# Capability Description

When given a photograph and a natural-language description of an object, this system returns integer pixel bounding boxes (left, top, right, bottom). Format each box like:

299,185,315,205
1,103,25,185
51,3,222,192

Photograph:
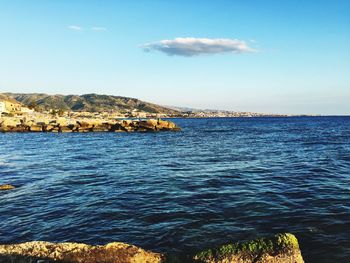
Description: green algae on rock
193,233,304,263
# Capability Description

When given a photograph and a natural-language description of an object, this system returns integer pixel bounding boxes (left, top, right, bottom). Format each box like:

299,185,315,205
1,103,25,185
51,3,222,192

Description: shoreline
0,233,304,263
166,115,350,119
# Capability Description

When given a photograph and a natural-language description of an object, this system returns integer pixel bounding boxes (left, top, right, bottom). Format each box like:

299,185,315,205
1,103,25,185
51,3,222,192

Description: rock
77,127,91,132
12,126,28,132
36,121,47,126
92,123,112,132
122,120,132,127
0,184,15,191
77,121,93,128
122,126,135,132
0,241,164,263
23,120,35,127
51,127,60,133
59,126,73,133
139,119,158,131
156,120,178,131
192,233,304,263
110,123,123,132
56,118,68,126
0,118,21,127
43,125,55,132
29,125,43,132
67,124,77,130
0,126,10,132
157,119,171,127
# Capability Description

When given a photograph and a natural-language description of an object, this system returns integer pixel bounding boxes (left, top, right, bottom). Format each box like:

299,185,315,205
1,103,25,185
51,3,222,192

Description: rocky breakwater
0,117,181,133
0,233,304,263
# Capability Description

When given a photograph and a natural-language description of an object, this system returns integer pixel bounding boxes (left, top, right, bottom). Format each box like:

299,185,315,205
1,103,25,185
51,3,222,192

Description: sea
0,117,349,262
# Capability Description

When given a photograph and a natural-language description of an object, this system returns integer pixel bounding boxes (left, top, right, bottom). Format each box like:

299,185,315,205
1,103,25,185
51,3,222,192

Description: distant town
177,109,288,118
0,93,290,119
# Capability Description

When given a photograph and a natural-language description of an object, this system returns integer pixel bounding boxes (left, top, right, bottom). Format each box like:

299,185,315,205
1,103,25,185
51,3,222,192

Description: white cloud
68,25,82,31
91,27,107,31
142,37,257,57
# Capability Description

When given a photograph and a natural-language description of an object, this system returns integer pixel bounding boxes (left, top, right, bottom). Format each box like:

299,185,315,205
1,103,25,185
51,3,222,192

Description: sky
0,0,349,115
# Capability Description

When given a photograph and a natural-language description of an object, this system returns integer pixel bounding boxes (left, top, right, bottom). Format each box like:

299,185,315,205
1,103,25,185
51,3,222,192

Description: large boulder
110,123,123,132
43,124,55,132
192,233,304,263
29,125,43,132
91,124,110,132
0,241,164,263
155,120,180,131
23,120,35,127
0,118,21,127
139,119,158,131
59,126,73,133
56,118,68,126
77,121,94,128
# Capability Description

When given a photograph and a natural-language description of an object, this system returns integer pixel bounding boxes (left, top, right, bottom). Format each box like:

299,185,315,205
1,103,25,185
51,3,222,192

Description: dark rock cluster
0,119,181,133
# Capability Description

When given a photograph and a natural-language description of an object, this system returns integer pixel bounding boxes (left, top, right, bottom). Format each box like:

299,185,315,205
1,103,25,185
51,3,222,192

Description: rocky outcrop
192,233,304,263
0,233,304,263
0,118,181,133
0,241,164,263
0,184,15,191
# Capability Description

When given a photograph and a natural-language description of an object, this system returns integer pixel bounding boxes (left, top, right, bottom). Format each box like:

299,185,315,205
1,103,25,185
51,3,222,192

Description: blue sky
0,0,349,114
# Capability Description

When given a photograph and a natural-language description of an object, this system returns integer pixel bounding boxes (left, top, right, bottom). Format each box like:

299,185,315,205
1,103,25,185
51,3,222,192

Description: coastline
0,233,304,263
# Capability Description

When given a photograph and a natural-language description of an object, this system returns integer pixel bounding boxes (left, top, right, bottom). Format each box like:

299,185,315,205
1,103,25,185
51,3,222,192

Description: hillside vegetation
3,93,178,114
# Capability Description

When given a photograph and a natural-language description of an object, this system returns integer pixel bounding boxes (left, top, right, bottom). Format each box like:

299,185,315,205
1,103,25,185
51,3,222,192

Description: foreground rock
0,184,15,191
0,233,304,263
0,118,181,133
192,233,304,263
0,241,164,263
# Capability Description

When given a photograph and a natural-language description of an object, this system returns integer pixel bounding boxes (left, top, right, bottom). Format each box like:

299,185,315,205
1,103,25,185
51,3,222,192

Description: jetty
0,117,181,133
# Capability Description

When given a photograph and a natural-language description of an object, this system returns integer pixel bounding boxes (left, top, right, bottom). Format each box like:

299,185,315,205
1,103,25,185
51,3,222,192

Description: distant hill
0,94,21,104
2,93,179,114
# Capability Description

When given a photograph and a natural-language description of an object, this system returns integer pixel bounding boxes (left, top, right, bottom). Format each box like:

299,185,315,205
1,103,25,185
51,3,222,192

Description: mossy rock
193,233,302,263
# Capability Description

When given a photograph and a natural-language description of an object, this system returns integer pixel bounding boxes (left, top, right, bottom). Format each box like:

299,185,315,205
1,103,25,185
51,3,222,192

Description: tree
58,109,65,117
28,101,37,110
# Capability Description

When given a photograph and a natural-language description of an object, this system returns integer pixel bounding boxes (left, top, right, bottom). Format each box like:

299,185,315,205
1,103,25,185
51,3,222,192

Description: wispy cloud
68,25,82,31
91,27,107,31
142,37,257,57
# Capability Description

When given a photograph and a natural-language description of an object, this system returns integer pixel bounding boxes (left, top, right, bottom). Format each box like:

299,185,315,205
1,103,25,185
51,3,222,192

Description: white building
21,107,34,114
0,101,6,114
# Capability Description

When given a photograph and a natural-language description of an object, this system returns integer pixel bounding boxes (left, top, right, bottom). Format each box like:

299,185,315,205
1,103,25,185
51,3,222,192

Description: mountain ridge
2,92,179,114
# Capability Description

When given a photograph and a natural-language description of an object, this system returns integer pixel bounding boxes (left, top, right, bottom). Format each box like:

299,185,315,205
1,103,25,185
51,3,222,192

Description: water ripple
0,117,350,262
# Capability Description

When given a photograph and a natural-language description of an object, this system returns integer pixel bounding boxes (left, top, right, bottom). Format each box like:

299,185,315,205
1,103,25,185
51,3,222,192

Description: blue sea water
0,117,349,262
